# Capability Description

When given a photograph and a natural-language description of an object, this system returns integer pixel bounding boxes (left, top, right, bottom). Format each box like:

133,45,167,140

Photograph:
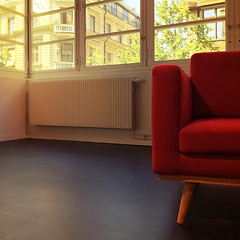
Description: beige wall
0,76,26,141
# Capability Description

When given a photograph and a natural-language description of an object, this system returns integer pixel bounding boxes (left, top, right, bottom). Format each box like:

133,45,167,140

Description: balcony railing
55,62,74,69
54,24,74,33
103,5,140,29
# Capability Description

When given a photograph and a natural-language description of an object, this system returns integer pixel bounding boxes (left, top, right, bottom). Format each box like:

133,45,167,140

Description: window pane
86,1,140,36
155,0,225,25
32,41,75,71
0,12,25,43
0,42,24,70
217,8,225,17
32,11,74,44
154,0,225,61
86,33,140,66
204,9,215,19
0,0,25,14
33,0,74,14
155,24,224,61
31,0,75,71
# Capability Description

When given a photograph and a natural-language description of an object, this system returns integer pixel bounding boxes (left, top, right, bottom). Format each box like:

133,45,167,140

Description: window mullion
226,0,236,50
146,0,154,66
234,0,240,50
75,0,80,71
79,0,86,70
26,0,31,75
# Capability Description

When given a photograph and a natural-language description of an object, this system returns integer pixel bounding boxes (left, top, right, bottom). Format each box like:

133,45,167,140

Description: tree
0,47,12,68
114,34,140,64
154,0,217,61
86,48,104,66
116,0,218,63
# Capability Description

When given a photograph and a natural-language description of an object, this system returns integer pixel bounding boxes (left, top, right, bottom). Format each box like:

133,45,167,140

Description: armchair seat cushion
179,118,240,154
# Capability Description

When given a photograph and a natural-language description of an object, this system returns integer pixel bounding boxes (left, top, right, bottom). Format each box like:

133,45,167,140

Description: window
89,15,95,32
106,52,112,63
61,11,73,25
33,17,39,27
31,0,75,71
105,24,111,33
110,3,117,15
8,18,15,33
61,43,73,62
33,46,39,64
0,0,24,71
118,34,122,43
122,10,128,21
154,0,226,62
86,0,140,66
200,7,225,40
0,0,234,73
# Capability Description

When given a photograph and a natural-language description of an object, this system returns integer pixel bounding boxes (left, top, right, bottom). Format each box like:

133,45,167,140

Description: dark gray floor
0,139,239,240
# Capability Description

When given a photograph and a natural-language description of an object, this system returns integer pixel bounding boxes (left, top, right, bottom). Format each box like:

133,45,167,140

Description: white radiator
29,77,134,129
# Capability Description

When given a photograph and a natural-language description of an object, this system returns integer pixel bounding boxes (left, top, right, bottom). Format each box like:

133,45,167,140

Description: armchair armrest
152,65,192,174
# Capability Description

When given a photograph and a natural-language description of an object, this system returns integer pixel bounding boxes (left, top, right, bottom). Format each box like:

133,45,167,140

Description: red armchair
152,51,240,224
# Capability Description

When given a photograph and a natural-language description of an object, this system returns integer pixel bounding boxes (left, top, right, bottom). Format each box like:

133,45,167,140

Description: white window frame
0,0,239,76
152,1,226,63
84,0,143,69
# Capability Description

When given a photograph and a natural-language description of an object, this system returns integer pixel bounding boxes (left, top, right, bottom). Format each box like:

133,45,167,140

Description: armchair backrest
191,51,240,119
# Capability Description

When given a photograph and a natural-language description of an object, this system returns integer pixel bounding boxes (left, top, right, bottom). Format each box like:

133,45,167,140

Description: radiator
29,77,134,129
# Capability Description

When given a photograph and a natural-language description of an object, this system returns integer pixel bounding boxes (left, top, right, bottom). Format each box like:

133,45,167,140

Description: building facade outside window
154,0,226,62
199,6,225,40
0,0,235,73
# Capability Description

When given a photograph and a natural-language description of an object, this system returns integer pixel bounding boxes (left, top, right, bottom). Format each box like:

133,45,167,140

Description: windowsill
0,68,26,79
0,58,191,81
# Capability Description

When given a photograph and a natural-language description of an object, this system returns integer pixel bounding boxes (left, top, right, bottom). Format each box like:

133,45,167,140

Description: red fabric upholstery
191,51,240,119
180,154,240,179
179,118,240,153
152,65,191,174
152,51,240,179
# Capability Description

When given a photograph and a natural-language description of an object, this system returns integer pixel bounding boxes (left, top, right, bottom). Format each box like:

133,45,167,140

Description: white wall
0,75,26,141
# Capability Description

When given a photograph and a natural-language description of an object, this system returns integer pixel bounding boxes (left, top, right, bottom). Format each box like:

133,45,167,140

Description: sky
123,0,140,15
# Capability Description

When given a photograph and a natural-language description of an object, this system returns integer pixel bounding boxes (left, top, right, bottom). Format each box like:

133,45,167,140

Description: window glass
32,41,75,71
86,32,140,66
32,0,75,71
154,0,225,62
86,0,140,66
0,0,25,14
0,0,25,70
0,42,24,70
32,0,74,13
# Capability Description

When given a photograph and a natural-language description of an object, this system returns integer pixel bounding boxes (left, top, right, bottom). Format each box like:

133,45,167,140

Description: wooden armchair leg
177,182,198,224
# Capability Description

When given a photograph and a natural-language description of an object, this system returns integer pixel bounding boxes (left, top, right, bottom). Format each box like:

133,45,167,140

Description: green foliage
89,0,219,65
114,35,140,64
87,48,104,66
154,0,218,61
0,47,12,68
